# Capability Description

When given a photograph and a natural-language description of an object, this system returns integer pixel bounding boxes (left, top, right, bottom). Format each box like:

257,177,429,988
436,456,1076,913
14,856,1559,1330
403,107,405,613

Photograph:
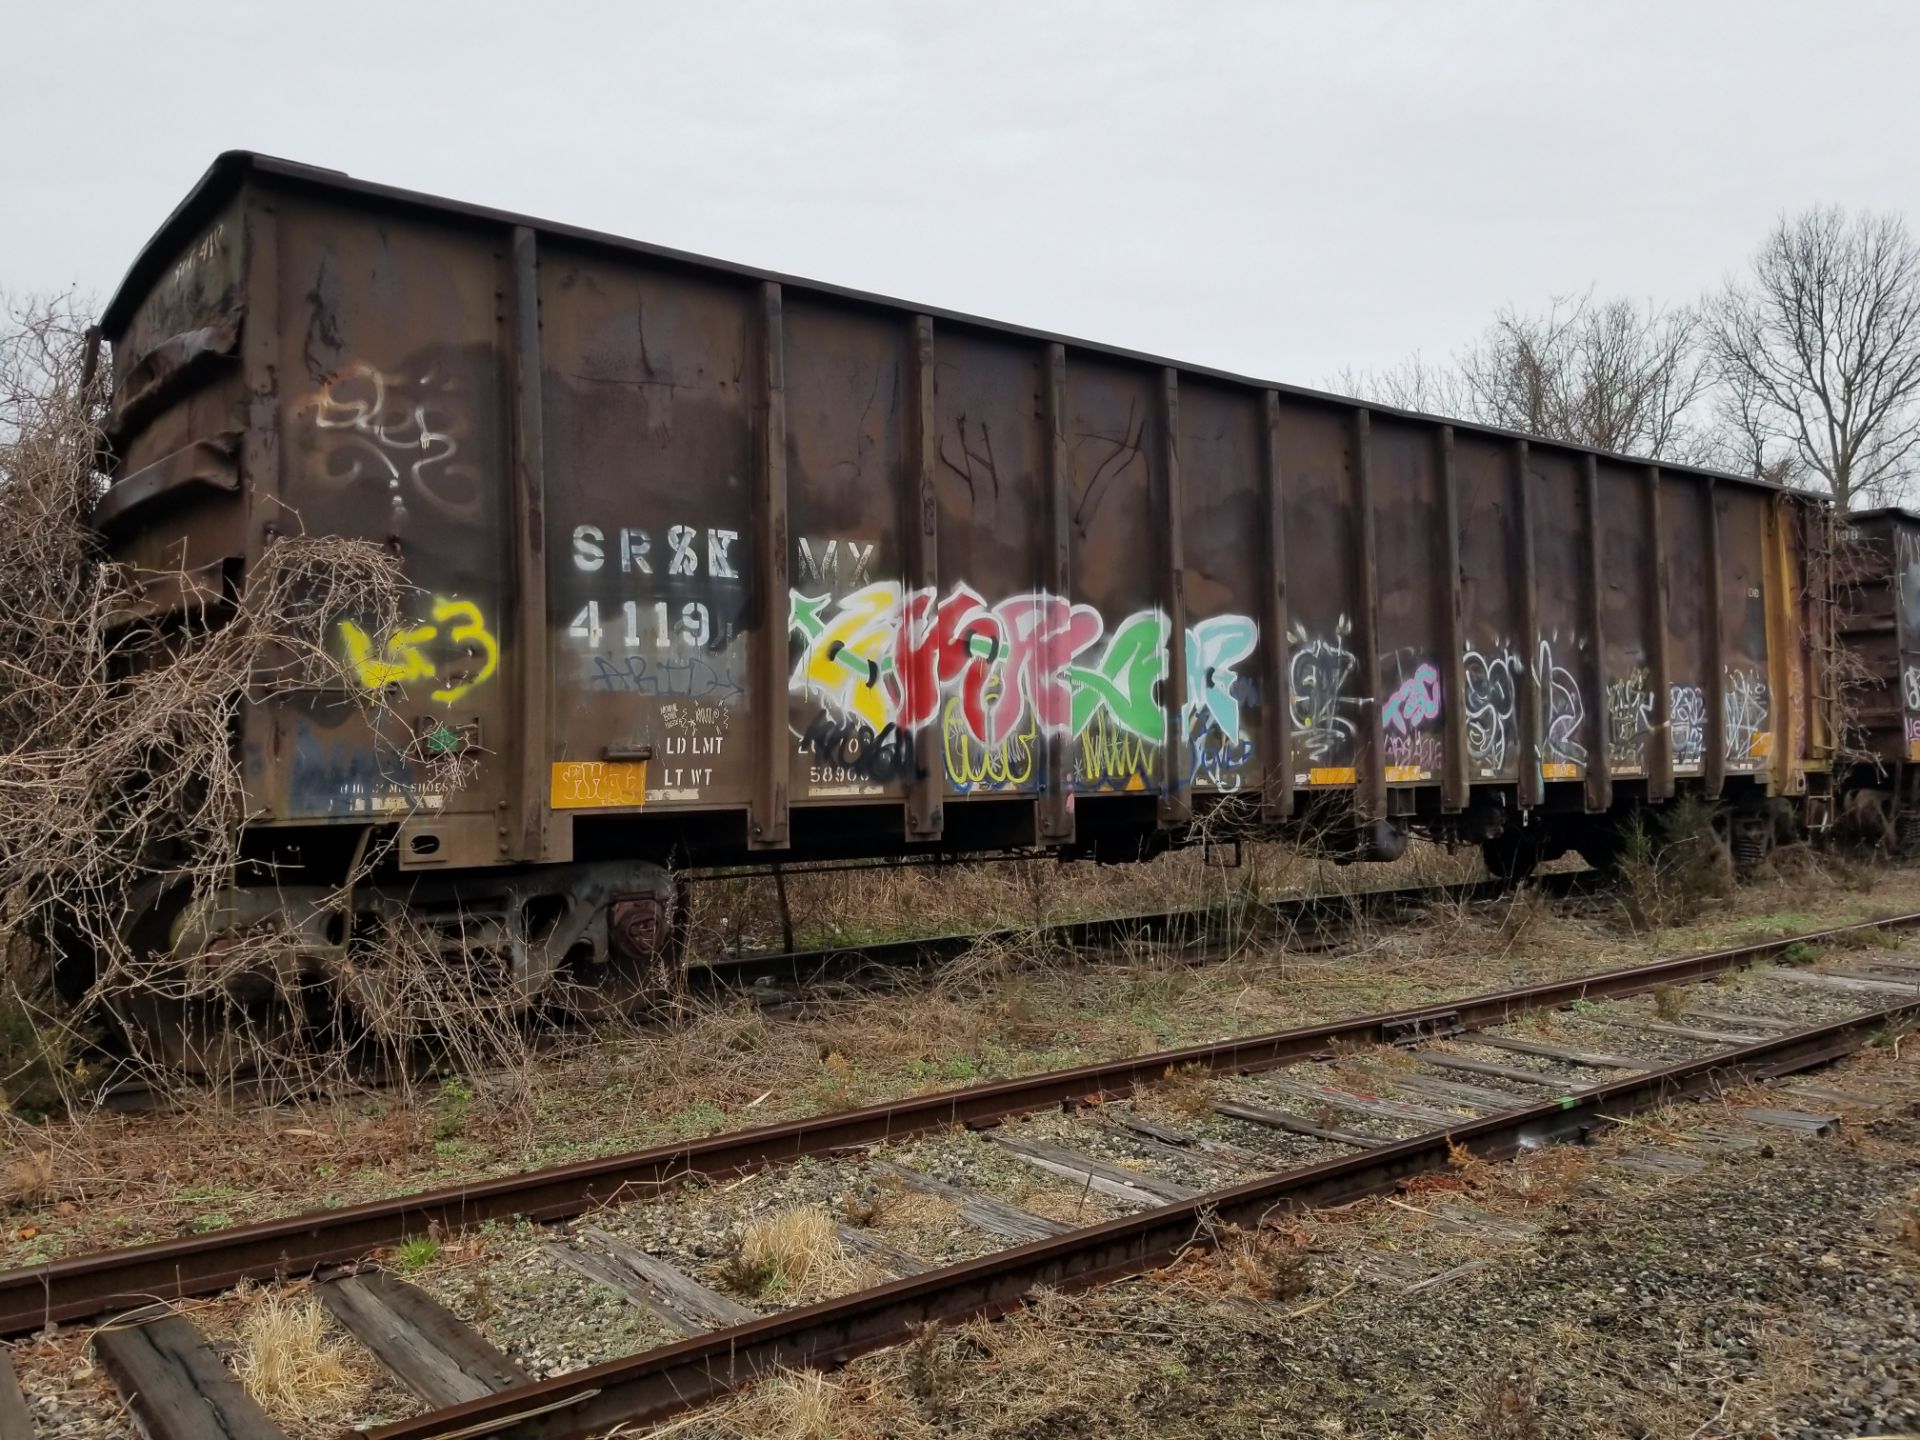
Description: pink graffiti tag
988,595,1103,744
1382,663,1442,734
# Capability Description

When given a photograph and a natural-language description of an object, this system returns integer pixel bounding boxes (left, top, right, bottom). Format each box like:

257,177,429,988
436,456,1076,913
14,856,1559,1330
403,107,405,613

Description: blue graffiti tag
589,654,746,703
1185,614,1259,742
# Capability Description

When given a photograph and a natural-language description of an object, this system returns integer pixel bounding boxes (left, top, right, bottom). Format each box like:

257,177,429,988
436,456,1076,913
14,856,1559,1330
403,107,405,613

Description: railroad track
686,867,1597,994
89,868,1595,1114
6,912,1916,1439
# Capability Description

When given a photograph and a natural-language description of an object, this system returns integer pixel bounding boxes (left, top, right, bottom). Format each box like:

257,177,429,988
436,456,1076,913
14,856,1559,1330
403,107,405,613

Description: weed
393,1235,440,1272
0,966,88,1114
906,1320,950,1400
2,1147,53,1209
1156,1062,1217,1118
726,1206,851,1296
467,1273,495,1324
1783,941,1818,965
1446,1135,1495,1190
236,1291,360,1420
433,1077,474,1140
1221,1224,1311,1302
665,1098,728,1139
1651,982,1684,1021
1617,799,1734,930
1474,1356,1545,1440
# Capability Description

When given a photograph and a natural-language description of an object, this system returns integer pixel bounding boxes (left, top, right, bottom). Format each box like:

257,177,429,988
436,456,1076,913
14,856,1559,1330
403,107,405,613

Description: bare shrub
1616,799,1734,931
0,294,460,1098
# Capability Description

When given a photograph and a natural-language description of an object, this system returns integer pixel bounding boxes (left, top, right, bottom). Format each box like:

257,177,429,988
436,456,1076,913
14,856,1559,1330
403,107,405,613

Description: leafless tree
1705,207,1920,509
1331,352,1465,417
1338,292,1714,464
1454,291,1714,462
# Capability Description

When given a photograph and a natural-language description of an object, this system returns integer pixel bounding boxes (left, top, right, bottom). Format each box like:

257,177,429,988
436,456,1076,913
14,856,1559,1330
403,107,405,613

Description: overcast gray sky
7,1,1917,386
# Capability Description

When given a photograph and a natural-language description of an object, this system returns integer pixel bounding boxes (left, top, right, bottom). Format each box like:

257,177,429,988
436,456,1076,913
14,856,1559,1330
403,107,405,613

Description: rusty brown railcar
1831,508,1920,848
92,152,1835,1014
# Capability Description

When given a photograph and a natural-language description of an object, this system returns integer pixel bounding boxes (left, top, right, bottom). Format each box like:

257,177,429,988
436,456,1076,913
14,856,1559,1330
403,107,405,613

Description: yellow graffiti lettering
340,621,437,688
429,597,500,703
943,695,1034,788
1077,713,1152,790
338,597,500,705
802,584,895,731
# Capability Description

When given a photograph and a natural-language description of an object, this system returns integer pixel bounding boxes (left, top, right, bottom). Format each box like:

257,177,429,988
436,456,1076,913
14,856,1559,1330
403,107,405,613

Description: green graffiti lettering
1066,611,1169,742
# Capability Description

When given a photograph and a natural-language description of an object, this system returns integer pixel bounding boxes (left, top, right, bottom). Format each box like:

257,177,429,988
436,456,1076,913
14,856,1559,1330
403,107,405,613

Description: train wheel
569,883,687,1020
1570,821,1629,876
1480,827,1542,883
100,879,300,1079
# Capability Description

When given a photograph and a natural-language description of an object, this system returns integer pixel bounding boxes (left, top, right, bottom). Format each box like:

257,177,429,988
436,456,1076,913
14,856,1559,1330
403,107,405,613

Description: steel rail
360,991,1920,1440
90,872,1581,1115
686,869,1591,991
2,907,1913,1339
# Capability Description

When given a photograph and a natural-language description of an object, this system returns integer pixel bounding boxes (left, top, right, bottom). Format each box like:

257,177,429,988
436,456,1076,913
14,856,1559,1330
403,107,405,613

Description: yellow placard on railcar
550,761,649,809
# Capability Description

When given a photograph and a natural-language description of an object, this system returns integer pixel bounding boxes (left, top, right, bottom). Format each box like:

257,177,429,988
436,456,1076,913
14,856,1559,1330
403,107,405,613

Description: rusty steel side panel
1716,487,1775,773
1177,381,1266,798
1276,403,1361,791
265,193,514,839
925,329,1047,802
1368,416,1446,788
782,298,911,804
1596,459,1656,782
1062,357,1166,798
1452,432,1524,785
1661,477,1714,779
537,245,759,820
1886,512,1919,765
1834,510,1919,769
101,190,250,591
1525,448,1594,788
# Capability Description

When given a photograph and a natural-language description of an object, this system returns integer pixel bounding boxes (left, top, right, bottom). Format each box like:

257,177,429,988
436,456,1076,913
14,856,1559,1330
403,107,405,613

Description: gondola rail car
1833,507,1920,849
91,151,1837,1013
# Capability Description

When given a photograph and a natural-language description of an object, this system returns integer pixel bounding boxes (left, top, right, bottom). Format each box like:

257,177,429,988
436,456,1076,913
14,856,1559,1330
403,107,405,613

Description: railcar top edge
101,149,1775,496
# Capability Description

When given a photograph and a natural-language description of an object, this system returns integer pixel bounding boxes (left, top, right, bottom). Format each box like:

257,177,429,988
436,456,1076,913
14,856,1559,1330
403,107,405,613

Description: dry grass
2,1146,53,1209
1199,1223,1312,1303
1154,1062,1217,1118
727,1206,856,1296
233,1290,362,1422
840,1181,959,1237
10,853,1920,1270
718,1366,843,1440
1651,981,1685,1020
681,837,1484,960
1465,1356,1545,1440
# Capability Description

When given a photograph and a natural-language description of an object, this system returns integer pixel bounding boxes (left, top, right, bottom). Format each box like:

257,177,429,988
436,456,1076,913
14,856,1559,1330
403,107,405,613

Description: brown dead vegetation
233,1288,363,1423
726,1206,857,1297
